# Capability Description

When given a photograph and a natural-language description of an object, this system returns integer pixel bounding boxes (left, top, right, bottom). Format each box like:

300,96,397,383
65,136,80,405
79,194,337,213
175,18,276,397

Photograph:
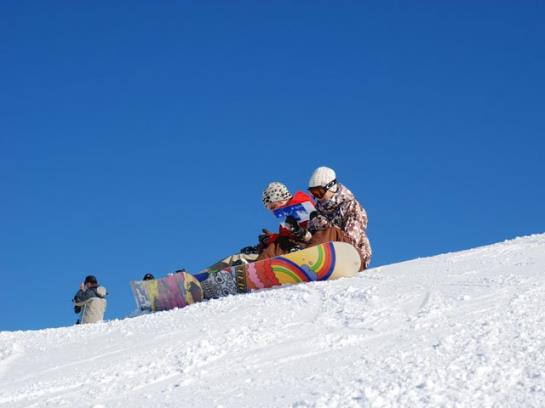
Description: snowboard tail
130,272,204,312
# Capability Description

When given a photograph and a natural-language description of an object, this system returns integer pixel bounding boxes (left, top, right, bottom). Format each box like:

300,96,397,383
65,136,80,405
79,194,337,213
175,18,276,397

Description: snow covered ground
1,234,545,408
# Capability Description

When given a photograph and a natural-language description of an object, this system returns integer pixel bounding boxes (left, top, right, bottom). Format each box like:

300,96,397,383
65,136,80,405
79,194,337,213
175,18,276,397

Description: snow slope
1,234,545,408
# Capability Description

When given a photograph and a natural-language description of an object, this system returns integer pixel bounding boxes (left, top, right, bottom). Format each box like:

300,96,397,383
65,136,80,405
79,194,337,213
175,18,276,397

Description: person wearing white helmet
306,166,372,271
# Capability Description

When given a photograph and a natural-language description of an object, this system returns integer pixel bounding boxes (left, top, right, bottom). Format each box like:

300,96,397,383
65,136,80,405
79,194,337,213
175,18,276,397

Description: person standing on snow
73,275,108,324
303,166,372,271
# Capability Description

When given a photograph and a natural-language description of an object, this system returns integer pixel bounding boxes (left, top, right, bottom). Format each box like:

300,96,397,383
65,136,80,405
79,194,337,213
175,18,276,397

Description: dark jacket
73,284,108,324
73,285,107,314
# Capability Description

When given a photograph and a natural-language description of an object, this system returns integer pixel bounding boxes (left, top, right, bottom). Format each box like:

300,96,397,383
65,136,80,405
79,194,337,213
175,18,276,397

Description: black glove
277,236,294,252
240,245,259,255
285,216,306,240
284,215,298,230
258,229,272,247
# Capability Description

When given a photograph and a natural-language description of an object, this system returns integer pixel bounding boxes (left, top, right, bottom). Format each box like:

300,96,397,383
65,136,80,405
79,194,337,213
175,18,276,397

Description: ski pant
256,227,367,272
256,236,307,261
308,226,368,272
76,298,107,324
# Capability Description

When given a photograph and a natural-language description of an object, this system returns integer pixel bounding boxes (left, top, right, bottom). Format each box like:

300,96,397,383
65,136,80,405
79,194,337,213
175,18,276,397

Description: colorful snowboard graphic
198,241,360,299
130,272,204,312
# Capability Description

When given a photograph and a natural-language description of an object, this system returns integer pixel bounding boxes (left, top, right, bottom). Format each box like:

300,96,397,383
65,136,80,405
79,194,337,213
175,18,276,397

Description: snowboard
197,241,360,299
130,272,204,312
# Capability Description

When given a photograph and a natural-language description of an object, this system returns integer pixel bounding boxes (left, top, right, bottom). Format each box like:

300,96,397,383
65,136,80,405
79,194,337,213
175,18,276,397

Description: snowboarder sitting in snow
206,182,315,272
253,182,315,260
73,275,108,324
296,166,372,271
199,182,316,299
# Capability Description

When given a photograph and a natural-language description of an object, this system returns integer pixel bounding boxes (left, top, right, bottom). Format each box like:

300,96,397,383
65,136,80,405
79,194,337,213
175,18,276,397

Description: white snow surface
1,234,545,408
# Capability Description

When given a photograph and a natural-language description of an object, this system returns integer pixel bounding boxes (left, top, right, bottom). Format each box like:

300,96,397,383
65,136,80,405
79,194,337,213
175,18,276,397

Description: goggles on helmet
308,179,337,199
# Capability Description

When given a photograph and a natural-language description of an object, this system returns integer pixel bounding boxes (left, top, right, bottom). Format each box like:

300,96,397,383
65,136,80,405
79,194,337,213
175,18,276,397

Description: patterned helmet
262,182,292,207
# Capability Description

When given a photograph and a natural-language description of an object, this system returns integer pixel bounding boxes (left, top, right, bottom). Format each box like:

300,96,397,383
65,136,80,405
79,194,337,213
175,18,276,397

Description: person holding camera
73,275,108,324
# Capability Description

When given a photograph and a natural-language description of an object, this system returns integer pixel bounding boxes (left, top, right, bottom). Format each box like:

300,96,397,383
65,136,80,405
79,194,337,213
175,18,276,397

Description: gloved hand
285,216,306,240
276,236,294,252
258,229,273,248
308,212,328,232
240,245,259,255
284,215,299,230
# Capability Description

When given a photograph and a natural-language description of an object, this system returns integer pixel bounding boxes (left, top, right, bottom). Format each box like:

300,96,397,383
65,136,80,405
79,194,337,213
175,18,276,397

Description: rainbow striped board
198,242,360,298
130,272,204,312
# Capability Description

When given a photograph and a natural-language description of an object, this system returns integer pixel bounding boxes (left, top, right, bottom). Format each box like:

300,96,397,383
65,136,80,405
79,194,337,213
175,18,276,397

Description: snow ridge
1,234,545,407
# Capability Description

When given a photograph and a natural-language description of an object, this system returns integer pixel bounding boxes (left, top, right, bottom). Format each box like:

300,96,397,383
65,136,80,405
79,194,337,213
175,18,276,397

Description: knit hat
309,166,337,188
84,275,98,285
262,182,292,206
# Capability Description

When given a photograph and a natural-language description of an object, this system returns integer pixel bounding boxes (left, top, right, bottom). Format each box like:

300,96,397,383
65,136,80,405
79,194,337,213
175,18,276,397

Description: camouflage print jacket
308,183,372,268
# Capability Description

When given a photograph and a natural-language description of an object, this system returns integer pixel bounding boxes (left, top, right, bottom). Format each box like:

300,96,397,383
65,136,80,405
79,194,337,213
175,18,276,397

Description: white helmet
309,166,336,188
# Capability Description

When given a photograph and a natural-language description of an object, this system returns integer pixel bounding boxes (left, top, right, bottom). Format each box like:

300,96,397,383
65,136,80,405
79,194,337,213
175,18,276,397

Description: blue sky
1,2,544,331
